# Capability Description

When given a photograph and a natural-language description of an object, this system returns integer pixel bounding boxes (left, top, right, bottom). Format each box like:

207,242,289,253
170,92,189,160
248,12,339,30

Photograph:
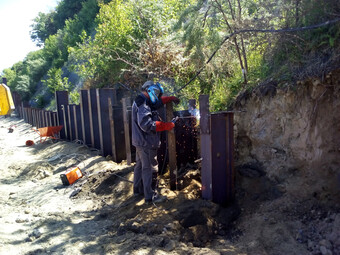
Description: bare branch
172,17,340,95
202,5,211,28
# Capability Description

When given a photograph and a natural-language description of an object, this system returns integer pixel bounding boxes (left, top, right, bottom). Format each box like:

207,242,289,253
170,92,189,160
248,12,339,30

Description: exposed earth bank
0,70,339,255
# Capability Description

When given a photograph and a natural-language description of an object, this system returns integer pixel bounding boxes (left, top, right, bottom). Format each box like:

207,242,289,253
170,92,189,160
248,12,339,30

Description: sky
0,0,59,73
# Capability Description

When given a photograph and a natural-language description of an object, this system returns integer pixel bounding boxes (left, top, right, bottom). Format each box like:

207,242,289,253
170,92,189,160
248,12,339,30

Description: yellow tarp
0,83,15,115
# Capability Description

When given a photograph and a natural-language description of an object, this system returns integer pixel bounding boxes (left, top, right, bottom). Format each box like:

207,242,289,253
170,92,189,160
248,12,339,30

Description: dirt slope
0,70,339,255
232,69,340,254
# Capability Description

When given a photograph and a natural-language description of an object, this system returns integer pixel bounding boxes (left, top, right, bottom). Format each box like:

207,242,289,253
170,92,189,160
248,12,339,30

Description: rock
69,188,82,198
319,239,332,250
31,228,42,238
165,221,180,231
276,184,286,193
269,218,277,225
236,162,265,178
15,217,29,223
307,239,314,250
164,240,176,251
116,236,126,244
296,229,305,243
117,223,126,235
131,221,140,229
33,212,41,217
320,246,328,255
25,237,33,242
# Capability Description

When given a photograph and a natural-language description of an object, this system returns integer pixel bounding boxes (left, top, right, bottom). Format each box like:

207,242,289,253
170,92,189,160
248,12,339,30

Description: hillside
0,68,339,255
2,0,339,114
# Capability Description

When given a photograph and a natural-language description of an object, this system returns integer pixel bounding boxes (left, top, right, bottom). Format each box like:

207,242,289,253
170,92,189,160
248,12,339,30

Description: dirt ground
0,115,339,255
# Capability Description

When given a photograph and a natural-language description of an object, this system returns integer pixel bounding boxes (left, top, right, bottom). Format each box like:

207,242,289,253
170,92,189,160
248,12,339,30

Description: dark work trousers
133,146,158,201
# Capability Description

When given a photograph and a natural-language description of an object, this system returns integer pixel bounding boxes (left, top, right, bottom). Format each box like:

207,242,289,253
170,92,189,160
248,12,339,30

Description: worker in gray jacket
132,80,179,203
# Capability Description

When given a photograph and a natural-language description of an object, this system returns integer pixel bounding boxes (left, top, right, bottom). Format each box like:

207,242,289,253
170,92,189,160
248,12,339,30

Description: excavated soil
0,70,339,255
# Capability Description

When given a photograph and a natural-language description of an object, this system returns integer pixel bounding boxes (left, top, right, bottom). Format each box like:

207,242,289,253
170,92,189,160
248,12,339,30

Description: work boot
145,194,167,204
153,194,167,203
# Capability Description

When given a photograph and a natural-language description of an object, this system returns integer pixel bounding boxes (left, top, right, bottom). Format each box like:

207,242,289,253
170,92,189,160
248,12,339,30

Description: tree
43,67,73,92
69,0,195,88
30,12,57,47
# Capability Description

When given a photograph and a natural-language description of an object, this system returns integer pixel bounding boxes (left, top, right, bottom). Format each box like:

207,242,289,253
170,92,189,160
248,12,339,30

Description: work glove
155,121,175,132
161,96,180,105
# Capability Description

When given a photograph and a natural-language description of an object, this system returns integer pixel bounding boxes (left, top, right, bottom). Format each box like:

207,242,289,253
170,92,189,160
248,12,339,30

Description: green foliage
45,98,57,111
2,68,16,89
43,68,74,93
16,75,30,96
4,0,340,111
263,0,340,82
68,0,133,84
2,50,49,100
30,12,57,46
33,94,47,108
69,0,195,88
30,0,90,46
69,90,80,104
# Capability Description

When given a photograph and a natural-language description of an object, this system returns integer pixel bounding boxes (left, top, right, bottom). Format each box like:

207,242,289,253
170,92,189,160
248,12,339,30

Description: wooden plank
55,91,69,139
48,111,52,127
21,103,25,122
32,109,35,127
53,112,57,126
53,112,59,126
35,109,39,127
61,105,68,140
96,89,104,155
46,111,50,126
173,109,198,169
113,93,127,162
88,88,101,149
28,108,32,125
41,110,45,128
166,103,177,190
122,97,132,165
18,106,22,119
32,109,36,127
226,113,235,203
73,105,79,141
22,105,25,122
67,104,76,141
108,98,116,160
26,107,30,124
74,105,83,142
199,95,212,200
36,110,39,128
39,110,43,128
80,90,91,145
38,110,41,128
26,108,29,124
29,108,32,125
211,112,235,205
44,111,48,127
36,109,39,127
97,88,117,157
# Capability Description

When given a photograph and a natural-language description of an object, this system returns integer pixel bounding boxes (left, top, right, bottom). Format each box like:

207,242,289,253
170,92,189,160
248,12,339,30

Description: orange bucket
60,166,83,185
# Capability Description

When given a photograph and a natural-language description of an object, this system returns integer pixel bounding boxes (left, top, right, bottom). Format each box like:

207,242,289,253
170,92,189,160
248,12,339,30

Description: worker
131,80,180,204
